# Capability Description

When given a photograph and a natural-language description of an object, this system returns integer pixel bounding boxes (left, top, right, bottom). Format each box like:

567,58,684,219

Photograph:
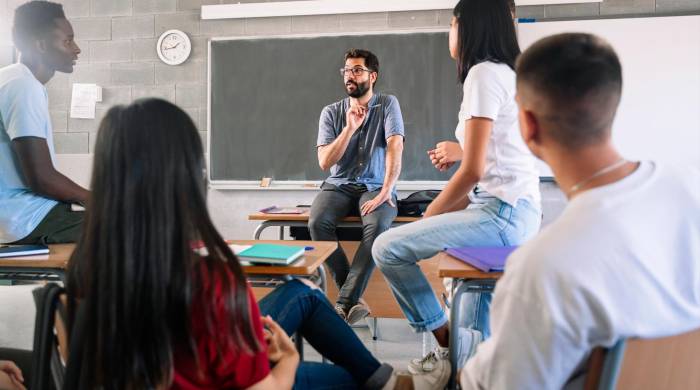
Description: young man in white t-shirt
0,1,87,245
459,32,700,389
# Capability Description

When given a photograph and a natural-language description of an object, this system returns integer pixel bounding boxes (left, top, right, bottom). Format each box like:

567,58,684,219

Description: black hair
12,1,65,51
452,0,520,83
516,33,623,149
345,48,379,85
508,0,516,14
66,98,261,389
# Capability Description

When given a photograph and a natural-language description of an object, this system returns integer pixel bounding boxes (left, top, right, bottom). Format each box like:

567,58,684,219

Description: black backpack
397,190,441,217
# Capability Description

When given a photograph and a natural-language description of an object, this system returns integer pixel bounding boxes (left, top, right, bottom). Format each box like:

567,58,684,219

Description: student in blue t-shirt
0,1,87,245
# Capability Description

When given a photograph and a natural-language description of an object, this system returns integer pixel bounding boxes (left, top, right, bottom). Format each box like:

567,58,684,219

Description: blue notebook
0,244,50,258
237,244,305,265
444,246,518,273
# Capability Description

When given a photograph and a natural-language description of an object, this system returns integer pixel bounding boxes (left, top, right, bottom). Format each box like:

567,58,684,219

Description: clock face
157,30,191,66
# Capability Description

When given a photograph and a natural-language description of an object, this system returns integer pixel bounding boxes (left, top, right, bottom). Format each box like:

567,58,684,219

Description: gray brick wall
0,0,698,153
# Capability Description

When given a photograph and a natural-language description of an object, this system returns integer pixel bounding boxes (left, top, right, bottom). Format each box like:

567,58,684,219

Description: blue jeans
372,193,541,336
259,280,392,390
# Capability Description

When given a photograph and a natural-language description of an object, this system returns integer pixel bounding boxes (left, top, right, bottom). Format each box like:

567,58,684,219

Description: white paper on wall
70,83,102,119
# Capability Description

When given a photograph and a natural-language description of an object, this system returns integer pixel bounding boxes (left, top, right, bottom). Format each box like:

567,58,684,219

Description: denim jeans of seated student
258,279,391,390
309,182,397,311
372,192,541,338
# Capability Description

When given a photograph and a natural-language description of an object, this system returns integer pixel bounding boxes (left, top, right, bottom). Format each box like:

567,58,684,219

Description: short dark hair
453,0,520,83
516,33,623,149
12,1,65,51
345,48,379,85
344,48,379,73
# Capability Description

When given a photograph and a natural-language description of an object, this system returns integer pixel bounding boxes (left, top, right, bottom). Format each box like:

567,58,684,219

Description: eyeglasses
339,67,373,77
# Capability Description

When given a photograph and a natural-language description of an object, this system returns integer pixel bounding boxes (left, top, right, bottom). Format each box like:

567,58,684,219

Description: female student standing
64,98,395,390
372,0,542,383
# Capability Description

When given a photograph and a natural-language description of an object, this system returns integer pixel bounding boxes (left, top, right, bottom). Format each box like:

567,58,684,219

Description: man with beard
0,1,87,246
311,49,405,325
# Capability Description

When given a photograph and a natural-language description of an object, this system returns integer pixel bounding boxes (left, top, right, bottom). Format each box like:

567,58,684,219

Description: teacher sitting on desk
311,48,405,325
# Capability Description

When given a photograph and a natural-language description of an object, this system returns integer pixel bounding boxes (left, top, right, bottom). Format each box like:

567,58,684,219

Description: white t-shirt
0,63,58,243
461,161,700,390
456,61,540,207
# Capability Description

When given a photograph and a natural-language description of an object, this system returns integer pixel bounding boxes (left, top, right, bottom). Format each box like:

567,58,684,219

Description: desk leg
279,226,284,240
253,222,269,240
317,264,327,294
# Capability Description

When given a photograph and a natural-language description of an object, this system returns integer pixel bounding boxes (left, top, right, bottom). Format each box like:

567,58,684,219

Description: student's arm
12,137,89,203
245,317,299,390
423,117,491,218
317,105,366,171
360,135,403,215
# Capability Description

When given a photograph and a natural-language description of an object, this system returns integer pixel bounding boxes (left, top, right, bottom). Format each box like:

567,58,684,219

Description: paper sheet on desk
70,83,102,119
193,244,253,265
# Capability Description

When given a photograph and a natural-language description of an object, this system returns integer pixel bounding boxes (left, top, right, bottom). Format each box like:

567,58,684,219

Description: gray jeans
309,182,397,309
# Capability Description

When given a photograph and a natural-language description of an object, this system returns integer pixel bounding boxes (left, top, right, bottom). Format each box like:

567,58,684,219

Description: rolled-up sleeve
317,105,337,147
383,95,405,140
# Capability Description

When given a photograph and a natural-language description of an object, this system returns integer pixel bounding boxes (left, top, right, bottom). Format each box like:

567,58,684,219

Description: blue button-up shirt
316,93,405,192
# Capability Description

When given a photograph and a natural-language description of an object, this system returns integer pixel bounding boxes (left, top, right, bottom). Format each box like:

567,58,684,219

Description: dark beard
345,80,370,98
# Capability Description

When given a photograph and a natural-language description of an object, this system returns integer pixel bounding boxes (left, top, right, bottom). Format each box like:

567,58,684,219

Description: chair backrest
31,283,69,390
586,327,700,390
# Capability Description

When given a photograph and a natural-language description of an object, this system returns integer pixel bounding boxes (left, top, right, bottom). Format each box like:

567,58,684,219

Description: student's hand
261,316,298,364
428,141,462,169
360,191,395,216
345,105,367,133
0,361,25,390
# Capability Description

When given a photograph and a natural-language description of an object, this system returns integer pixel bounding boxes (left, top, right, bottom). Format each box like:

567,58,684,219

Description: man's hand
345,105,367,133
427,141,462,171
0,360,26,390
261,316,298,364
360,191,395,216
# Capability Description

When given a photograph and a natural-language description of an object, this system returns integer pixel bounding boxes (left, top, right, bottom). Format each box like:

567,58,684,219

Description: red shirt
171,264,270,389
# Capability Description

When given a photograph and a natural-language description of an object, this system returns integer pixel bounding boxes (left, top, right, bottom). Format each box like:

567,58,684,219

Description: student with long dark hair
372,0,542,384
65,98,396,390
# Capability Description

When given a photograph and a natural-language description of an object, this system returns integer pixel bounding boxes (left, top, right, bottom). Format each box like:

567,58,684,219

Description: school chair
585,327,700,389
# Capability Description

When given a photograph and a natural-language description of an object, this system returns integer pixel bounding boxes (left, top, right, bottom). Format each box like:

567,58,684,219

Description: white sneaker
407,347,449,374
382,368,451,390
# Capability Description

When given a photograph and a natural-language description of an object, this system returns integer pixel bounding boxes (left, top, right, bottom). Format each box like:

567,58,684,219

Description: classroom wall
1,0,699,238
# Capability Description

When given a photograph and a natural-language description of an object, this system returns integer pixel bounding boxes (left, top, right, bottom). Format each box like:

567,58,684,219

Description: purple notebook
444,246,518,273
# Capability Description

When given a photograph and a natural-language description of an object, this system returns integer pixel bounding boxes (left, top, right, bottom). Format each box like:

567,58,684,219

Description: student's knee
372,230,403,268
308,212,336,236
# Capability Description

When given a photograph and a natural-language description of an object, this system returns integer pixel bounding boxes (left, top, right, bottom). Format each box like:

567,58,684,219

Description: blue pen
304,246,314,251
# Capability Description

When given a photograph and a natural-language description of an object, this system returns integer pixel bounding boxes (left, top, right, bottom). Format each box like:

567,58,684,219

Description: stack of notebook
0,244,50,258
236,244,305,265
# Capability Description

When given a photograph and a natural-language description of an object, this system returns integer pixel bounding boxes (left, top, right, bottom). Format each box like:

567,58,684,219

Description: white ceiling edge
201,0,603,20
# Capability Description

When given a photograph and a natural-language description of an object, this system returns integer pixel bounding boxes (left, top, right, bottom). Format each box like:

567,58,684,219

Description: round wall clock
157,29,192,66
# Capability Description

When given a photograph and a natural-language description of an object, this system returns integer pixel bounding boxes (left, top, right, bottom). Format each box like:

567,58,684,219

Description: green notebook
237,244,305,265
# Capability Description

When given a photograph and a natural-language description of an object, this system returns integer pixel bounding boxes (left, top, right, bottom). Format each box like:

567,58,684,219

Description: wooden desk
437,251,503,389
0,240,337,289
248,210,419,239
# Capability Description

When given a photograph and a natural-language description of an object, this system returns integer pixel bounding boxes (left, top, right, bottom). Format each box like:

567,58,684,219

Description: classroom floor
0,284,424,368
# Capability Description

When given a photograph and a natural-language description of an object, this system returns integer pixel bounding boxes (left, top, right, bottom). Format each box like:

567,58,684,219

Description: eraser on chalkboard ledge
260,177,272,187
302,183,318,188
